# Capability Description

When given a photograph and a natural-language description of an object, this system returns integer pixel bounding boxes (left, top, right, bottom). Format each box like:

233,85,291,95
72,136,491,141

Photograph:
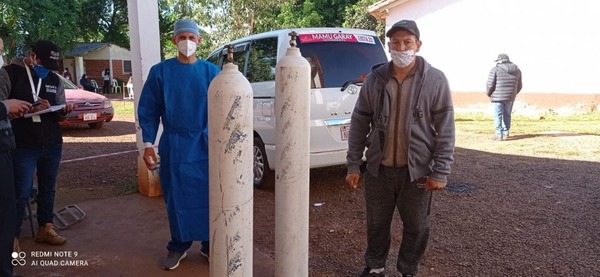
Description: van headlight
103,100,112,108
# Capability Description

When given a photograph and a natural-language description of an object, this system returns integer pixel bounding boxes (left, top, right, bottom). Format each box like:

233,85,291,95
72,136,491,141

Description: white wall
111,45,131,60
385,0,600,94
84,46,110,60
85,45,131,60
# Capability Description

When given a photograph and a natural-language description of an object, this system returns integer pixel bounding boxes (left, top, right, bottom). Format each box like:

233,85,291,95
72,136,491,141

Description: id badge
32,115,41,122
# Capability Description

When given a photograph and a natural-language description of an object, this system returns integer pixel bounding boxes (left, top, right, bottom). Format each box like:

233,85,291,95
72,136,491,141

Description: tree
0,0,81,58
78,0,130,48
277,1,324,29
343,0,384,38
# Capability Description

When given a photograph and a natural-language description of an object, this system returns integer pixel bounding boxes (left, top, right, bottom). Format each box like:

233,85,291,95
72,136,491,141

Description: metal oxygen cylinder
208,45,254,277
274,31,311,277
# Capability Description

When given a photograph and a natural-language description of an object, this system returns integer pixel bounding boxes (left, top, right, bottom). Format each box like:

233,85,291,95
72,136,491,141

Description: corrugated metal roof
66,43,110,57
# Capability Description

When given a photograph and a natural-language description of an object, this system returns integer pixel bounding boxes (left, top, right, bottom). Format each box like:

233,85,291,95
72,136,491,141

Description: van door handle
261,102,273,117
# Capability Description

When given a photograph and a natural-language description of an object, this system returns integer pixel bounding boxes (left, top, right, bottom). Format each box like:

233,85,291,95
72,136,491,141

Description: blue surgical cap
174,19,199,36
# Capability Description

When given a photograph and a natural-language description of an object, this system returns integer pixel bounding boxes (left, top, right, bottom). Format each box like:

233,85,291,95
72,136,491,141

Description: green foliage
343,0,385,37
2,0,383,62
0,0,81,58
78,0,130,48
277,1,324,28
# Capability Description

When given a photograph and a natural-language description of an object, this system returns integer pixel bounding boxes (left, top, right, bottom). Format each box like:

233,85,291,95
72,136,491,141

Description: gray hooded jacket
346,57,455,182
486,62,522,102
0,68,15,152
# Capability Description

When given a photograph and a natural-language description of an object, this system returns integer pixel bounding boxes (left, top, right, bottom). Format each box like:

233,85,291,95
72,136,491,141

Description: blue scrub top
138,58,221,241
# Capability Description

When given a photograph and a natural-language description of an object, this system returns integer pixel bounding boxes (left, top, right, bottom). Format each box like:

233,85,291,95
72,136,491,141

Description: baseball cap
495,53,510,62
32,40,60,70
386,20,420,40
174,19,199,37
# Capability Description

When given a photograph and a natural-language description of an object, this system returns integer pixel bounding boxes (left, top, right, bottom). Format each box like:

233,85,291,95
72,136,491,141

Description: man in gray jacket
346,20,455,277
486,53,523,141
1,36,34,276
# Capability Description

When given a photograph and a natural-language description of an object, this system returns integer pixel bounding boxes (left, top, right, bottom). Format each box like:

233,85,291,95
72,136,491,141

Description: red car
58,75,114,129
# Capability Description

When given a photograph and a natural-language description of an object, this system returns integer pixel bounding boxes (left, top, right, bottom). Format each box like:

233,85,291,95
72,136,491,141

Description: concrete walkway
14,194,274,277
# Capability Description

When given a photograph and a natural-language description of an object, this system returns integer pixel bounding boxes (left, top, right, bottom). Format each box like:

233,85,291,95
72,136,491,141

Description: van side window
232,45,248,74
246,37,277,82
206,52,221,66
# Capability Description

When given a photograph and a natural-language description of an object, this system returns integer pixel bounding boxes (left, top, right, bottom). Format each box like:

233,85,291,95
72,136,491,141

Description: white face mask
390,49,415,68
177,40,197,57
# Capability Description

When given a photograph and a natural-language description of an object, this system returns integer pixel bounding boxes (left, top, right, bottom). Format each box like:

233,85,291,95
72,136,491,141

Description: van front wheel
253,136,274,189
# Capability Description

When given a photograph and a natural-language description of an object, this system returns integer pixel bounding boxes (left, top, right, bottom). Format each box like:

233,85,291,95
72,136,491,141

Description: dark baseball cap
495,53,510,62
32,40,60,70
386,20,420,40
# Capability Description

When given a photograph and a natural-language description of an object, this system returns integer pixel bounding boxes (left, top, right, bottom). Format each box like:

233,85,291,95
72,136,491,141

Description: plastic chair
126,83,134,99
111,79,121,94
90,80,100,93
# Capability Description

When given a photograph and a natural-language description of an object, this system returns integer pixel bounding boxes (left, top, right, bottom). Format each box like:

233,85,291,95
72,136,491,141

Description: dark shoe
161,251,187,270
200,241,209,259
402,274,415,277
360,268,385,277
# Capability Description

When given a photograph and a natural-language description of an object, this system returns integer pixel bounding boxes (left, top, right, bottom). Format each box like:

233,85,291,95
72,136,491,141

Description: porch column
127,0,162,197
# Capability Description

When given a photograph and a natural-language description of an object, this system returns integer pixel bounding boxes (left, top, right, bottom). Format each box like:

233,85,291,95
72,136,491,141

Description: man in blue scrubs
137,19,220,270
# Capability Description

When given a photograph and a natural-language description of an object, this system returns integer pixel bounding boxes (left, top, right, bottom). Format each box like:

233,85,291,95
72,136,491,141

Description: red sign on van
298,33,375,44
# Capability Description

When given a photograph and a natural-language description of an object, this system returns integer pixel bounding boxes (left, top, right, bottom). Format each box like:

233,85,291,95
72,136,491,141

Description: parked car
58,74,114,129
207,28,388,188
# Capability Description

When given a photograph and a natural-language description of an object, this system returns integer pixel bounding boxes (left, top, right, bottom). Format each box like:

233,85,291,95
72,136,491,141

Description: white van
206,28,388,188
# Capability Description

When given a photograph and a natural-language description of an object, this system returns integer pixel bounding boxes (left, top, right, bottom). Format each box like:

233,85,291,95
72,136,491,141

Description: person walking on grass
486,53,523,141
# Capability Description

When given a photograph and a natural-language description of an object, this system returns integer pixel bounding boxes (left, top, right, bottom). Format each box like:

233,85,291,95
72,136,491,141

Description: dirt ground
55,102,600,277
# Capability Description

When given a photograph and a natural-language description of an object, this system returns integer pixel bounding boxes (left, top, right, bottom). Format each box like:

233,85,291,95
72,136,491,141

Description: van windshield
297,33,387,89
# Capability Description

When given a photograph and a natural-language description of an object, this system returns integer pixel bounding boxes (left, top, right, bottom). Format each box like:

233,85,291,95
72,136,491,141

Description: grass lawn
111,100,600,162
455,111,600,135
455,111,600,161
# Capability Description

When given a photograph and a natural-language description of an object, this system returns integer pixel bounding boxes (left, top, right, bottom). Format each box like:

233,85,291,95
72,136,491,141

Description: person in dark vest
3,40,74,253
486,53,523,141
0,35,33,277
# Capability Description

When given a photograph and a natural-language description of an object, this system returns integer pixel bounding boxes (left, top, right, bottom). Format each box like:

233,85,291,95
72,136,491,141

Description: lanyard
24,59,42,102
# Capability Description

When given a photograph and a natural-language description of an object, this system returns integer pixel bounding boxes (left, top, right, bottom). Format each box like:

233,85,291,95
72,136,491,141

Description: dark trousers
364,166,432,275
103,80,110,94
0,151,17,277
13,144,62,237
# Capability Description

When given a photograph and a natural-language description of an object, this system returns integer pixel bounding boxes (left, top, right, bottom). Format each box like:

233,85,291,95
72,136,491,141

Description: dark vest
4,64,63,149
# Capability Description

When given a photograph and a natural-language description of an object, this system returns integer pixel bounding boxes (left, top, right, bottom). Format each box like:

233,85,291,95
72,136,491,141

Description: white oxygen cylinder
274,32,311,277
208,46,254,277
